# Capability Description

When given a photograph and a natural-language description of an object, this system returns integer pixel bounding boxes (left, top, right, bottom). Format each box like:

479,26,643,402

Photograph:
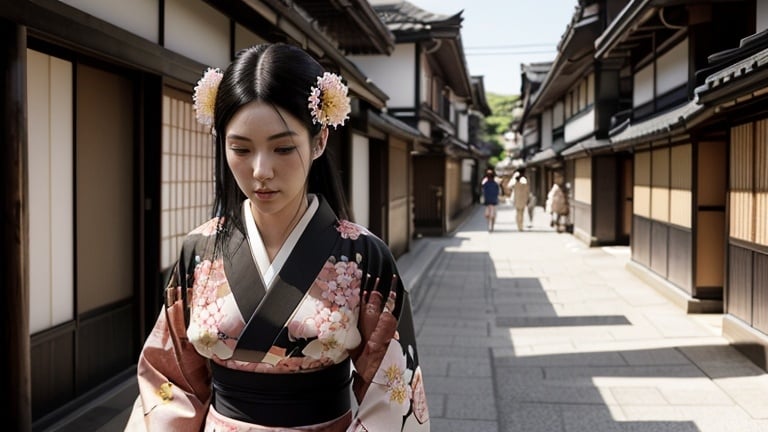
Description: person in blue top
481,168,500,232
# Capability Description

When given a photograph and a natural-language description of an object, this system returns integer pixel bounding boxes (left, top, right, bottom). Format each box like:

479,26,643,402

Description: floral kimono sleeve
346,231,430,432
127,240,213,431
352,294,429,431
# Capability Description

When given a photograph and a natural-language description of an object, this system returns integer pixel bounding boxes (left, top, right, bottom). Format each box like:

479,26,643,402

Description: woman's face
225,101,325,221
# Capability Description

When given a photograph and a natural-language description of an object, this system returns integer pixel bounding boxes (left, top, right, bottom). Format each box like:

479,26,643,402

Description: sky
407,0,580,96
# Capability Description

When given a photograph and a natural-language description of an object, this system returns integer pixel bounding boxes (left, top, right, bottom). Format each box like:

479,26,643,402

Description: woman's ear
312,127,329,160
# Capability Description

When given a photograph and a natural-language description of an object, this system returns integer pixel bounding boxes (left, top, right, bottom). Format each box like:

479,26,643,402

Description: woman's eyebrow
267,130,298,140
225,133,251,142
225,131,298,142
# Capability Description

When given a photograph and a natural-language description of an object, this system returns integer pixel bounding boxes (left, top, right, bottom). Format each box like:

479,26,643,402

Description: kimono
128,194,430,431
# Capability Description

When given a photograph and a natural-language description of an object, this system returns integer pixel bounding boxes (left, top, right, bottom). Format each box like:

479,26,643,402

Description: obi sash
211,358,352,427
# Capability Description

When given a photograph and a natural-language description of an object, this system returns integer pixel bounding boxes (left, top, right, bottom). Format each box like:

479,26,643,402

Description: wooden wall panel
413,156,443,229
754,253,768,334
388,138,409,257
634,152,651,217
632,216,651,267
670,144,691,228
727,245,752,322
574,201,591,238
670,190,691,228
696,211,725,287
651,148,670,222
594,156,618,242
756,120,768,245
31,326,75,419
650,221,669,277
698,141,727,206
668,226,692,293
77,304,134,393
574,157,592,204
730,123,753,241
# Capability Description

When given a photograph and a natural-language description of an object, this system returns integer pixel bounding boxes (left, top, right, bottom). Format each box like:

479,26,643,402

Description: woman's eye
275,146,296,155
229,146,249,154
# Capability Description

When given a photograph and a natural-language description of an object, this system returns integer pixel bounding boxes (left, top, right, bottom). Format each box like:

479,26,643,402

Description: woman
509,169,530,232
127,43,429,431
481,168,500,232
546,173,569,232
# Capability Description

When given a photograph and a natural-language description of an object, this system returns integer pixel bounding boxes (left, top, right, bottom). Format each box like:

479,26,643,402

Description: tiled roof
609,100,710,146
527,148,558,164
695,47,768,102
561,137,611,158
373,1,461,33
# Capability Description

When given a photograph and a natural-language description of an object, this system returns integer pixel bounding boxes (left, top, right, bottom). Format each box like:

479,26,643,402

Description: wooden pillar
1,19,31,431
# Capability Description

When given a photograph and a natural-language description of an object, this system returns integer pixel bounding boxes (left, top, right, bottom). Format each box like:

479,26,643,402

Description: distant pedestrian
526,191,537,227
546,173,569,232
481,168,500,232
509,169,530,231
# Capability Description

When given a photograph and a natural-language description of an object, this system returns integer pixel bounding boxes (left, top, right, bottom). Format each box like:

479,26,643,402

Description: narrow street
46,203,768,432
410,202,768,432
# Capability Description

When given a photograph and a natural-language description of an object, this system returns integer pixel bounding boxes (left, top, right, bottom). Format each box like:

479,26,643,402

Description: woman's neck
250,197,308,262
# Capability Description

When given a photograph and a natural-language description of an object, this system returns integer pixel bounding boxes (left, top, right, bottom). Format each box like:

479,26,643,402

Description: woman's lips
254,190,277,200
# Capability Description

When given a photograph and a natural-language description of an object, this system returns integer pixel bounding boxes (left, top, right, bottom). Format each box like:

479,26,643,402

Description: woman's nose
252,153,273,181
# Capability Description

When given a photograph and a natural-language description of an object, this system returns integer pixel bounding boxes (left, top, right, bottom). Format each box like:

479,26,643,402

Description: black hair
209,43,351,247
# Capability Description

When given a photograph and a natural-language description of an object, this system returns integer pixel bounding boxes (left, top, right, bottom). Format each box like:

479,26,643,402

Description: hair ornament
308,72,351,129
193,67,224,127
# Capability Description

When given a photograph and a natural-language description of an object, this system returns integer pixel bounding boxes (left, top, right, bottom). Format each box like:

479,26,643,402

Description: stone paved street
409,202,768,432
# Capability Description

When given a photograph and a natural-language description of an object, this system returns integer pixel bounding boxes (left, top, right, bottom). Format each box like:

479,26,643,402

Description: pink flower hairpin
308,72,351,129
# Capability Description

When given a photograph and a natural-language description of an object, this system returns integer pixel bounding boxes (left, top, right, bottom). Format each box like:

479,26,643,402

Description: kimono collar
243,194,319,287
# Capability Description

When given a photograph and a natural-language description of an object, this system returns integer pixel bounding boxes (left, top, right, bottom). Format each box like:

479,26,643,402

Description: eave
291,0,396,55
695,31,768,108
230,0,391,109
374,2,472,97
608,99,713,150
527,6,602,116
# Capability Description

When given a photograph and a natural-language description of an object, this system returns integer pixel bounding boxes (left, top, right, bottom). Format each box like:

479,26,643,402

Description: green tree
483,93,520,160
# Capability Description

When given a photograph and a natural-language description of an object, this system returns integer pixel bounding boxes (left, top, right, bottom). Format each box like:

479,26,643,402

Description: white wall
27,50,75,334
758,0,768,33
351,133,370,227
349,44,417,108
235,23,268,53
553,101,564,128
61,0,160,43
541,109,553,149
458,112,468,141
565,106,595,143
656,38,688,96
165,0,230,69
462,159,474,182
633,63,654,107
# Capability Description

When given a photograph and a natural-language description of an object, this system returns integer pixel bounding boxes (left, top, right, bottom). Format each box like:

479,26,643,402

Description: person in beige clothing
546,172,569,232
509,169,530,231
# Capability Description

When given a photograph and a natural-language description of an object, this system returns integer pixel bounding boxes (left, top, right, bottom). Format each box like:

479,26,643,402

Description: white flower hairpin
193,67,224,127
308,72,351,129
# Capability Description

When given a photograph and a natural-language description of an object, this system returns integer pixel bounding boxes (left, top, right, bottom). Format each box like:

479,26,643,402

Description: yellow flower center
385,364,402,383
321,337,339,351
389,383,408,404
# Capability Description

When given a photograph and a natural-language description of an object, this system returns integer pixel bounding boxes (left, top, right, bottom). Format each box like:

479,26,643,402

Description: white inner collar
242,194,319,288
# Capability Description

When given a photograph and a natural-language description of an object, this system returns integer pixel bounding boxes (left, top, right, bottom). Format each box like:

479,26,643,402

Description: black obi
211,358,352,427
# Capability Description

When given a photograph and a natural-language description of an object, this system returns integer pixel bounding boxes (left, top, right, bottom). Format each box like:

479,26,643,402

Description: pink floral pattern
290,256,365,363
336,220,366,240
188,258,238,359
410,367,429,423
